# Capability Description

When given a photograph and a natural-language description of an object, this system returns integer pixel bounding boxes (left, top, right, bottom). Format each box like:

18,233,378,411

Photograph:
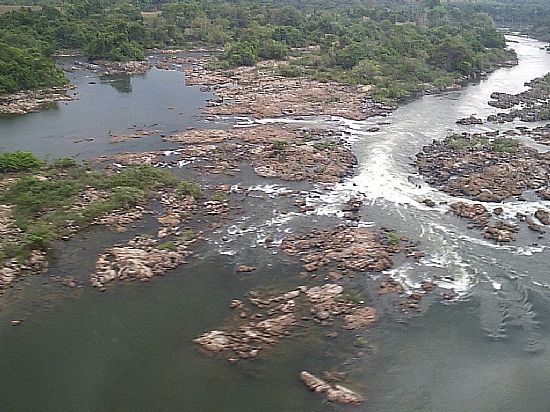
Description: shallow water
1,36,550,411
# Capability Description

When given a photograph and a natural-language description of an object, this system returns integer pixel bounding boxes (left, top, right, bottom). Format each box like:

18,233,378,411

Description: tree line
0,0,516,101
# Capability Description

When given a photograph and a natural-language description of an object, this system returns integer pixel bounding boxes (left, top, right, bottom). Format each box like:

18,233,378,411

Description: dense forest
0,0,516,101
449,1,550,41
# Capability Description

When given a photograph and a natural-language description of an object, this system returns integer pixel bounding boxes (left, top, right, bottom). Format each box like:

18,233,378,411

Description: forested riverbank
450,0,550,42
1,0,516,101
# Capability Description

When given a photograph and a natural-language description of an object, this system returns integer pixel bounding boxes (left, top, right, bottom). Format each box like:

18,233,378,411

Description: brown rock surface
417,133,550,202
173,56,393,120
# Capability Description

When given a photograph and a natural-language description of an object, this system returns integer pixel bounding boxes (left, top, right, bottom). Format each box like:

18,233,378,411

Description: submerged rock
299,371,364,405
343,307,378,330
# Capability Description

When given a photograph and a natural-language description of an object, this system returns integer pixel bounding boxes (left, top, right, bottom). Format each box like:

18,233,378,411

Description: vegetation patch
0,152,198,263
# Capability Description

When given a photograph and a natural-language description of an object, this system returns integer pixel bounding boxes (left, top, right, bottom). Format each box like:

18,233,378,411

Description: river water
0,36,549,411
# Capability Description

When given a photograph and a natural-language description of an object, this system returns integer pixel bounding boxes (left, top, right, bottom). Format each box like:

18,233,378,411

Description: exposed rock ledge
90,236,192,288
0,87,73,115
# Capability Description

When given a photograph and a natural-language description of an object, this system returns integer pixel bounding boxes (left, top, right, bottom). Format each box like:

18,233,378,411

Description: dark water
1,36,550,411
0,64,212,160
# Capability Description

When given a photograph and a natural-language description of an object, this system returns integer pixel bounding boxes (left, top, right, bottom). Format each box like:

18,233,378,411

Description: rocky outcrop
456,115,483,125
299,371,364,405
169,56,394,120
193,313,296,360
1,251,48,291
449,202,518,242
194,283,378,361
535,209,550,225
235,264,257,273
109,128,159,143
487,75,550,123
0,204,48,290
417,133,550,202
0,87,73,115
450,202,490,226
164,129,230,144
90,236,192,288
102,60,150,76
104,124,358,184
511,124,550,146
281,225,421,274
230,125,357,183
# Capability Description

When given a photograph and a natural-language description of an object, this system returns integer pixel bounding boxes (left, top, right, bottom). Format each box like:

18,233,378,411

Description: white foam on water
247,184,294,196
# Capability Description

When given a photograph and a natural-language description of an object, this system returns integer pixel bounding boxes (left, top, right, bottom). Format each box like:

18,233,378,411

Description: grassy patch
344,288,362,304
446,134,488,150
0,156,201,262
0,151,42,173
313,141,334,150
157,241,177,251
491,137,519,153
354,337,368,348
178,230,197,242
387,231,401,245
272,140,288,151
211,192,226,202
176,180,203,200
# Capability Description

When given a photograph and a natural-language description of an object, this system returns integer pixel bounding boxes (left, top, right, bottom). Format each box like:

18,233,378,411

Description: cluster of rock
487,75,550,123
448,202,549,242
193,313,296,360
456,115,483,125
156,190,199,237
90,235,192,288
0,203,44,291
109,128,159,143
378,277,448,312
175,56,394,120
1,251,47,292
0,204,22,245
250,140,356,183
69,60,151,77
165,124,358,184
95,208,146,232
87,186,207,288
166,129,230,144
450,202,518,242
69,188,146,232
281,225,422,274
299,371,364,405
194,283,377,362
507,124,550,146
0,87,72,115
307,284,378,329
488,92,521,109
416,133,550,202
535,209,550,225
102,60,151,76
96,151,163,167
341,196,363,221
154,55,206,72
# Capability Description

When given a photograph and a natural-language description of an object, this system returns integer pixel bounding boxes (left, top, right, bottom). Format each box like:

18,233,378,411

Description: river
0,36,549,412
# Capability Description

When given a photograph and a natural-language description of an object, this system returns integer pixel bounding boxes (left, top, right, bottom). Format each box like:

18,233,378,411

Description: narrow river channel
0,35,549,412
